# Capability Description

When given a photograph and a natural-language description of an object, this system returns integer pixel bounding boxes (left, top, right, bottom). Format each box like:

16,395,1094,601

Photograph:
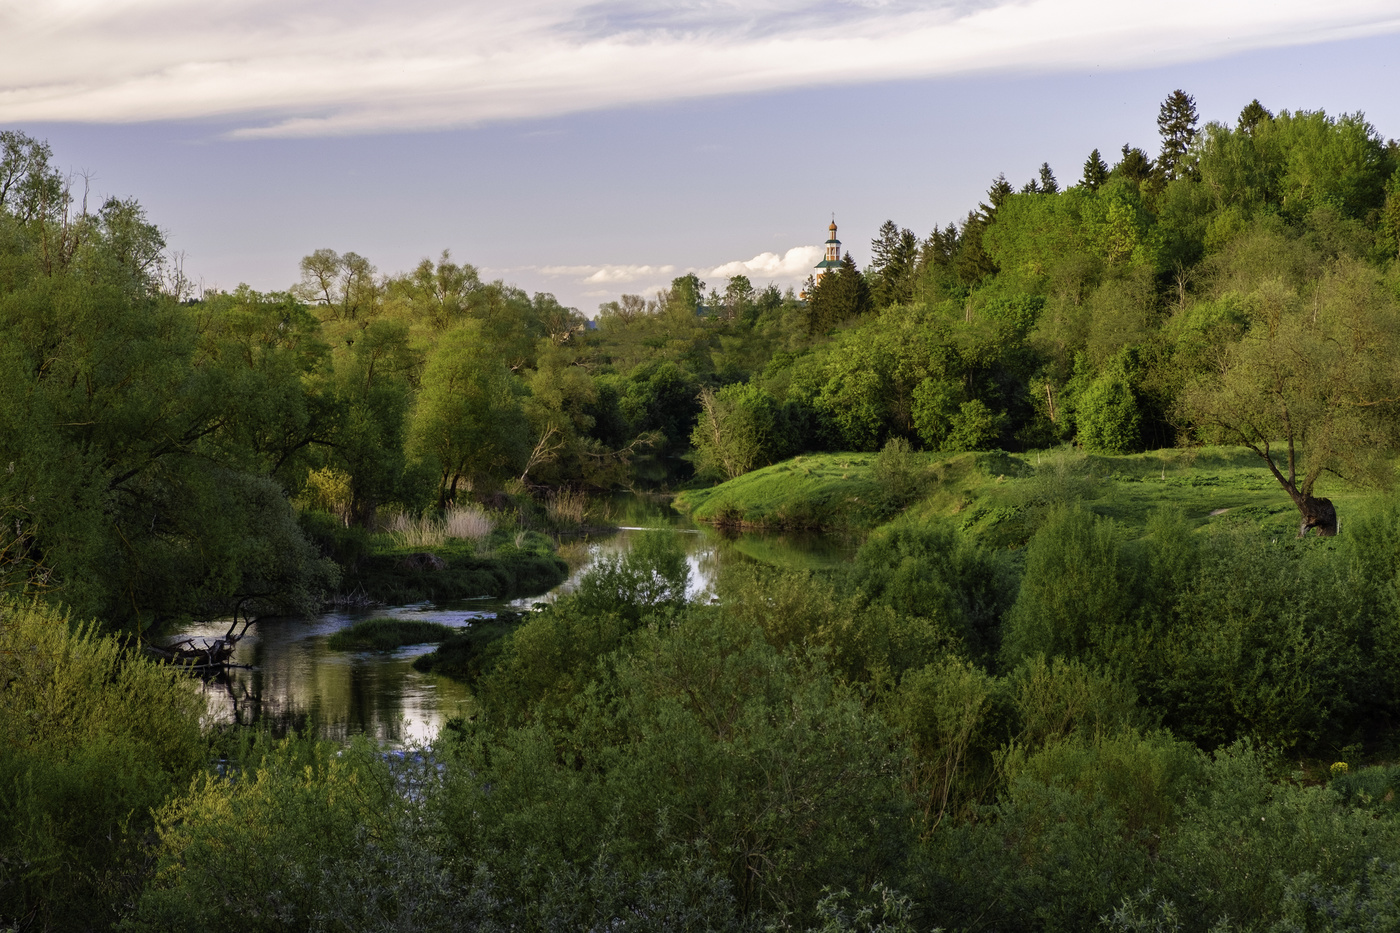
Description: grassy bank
325,617,457,651
674,453,888,530
677,445,1383,545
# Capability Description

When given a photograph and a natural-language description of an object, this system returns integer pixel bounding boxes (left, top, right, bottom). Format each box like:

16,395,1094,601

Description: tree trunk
1297,495,1337,538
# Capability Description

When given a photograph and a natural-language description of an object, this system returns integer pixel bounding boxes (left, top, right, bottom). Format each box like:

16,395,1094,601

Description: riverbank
300,512,570,606
675,445,1385,545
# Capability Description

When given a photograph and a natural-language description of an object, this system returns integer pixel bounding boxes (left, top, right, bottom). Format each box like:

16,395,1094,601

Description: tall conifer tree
1157,89,1199,181
1081,149,1109,190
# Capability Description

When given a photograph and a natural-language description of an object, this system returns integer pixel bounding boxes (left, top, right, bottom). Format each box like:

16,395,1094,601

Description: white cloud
707,245,823,282
1,1,1398,136
539,263,677,283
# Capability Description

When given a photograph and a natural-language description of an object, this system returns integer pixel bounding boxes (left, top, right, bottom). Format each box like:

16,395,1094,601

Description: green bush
0,600,206,931
848,523,1014,665
1000,507,1139,667
440,611,913,926
124,735,411,933
871,437,925,511
1076,350,1144,453
478,531,690,725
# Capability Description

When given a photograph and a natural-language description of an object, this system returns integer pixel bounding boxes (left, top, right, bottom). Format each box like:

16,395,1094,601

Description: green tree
1157,89,1199,181
1382,167,1400,261
691,382,787,480
295,248,380,325
869,220,919,308
386,249,481,331
0,130,65,222
954,174,1013,285
408,323,529,505
1076,349,1143,453
1081,149,1109,191
1238,98,1273,133
1179,259,1400,535
1113,144,1155,186
803,253,873,334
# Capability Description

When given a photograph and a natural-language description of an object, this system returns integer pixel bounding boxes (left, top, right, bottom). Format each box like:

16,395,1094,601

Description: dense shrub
0,601,206,931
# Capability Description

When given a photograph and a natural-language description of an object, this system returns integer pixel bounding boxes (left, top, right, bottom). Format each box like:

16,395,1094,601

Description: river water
170,509,852,746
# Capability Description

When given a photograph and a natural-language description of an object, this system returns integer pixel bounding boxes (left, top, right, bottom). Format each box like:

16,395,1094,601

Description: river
169,509,853,746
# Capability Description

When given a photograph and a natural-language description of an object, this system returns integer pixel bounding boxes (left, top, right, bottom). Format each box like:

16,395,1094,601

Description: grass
676,445,1387,546
674,453,888,530
326,617,458,651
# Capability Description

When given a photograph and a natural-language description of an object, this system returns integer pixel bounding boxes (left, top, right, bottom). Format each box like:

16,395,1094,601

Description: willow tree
1180,260,1400,536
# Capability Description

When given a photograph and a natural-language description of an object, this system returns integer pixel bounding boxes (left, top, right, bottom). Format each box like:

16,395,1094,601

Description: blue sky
4,1,1399,313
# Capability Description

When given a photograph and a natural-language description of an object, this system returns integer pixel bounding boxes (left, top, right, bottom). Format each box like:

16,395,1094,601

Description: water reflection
168,510,855,746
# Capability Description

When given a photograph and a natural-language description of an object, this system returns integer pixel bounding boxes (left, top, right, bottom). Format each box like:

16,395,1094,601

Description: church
814,218,842,282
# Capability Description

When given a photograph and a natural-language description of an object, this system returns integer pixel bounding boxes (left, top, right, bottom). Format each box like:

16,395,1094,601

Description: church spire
815,216,842,281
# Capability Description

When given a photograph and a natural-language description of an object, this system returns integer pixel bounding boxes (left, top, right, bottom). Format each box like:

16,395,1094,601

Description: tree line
3,89,1400,619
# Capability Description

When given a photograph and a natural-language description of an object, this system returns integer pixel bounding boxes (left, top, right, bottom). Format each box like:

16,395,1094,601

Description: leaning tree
1180,259,1400,536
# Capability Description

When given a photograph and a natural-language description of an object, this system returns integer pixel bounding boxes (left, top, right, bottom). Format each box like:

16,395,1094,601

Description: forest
5,89,1400,930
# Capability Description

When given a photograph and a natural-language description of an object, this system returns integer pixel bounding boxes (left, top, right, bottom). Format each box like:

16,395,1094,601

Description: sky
4,0,1400,314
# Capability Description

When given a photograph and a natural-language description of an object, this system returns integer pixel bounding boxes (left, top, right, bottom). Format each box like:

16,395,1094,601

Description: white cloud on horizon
2,1,1398,137
707,245,824,283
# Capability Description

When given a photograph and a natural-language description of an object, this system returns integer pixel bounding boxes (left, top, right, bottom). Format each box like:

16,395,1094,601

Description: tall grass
385,512,446,549
546,488,589,527
384,505,494,550
443,504,493,542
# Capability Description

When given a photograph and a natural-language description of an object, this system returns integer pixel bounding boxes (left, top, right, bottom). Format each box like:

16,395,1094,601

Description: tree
869,220,919,307
722,274,756,322
295,249,380,325
954,175,1013,285
665,273,705,315
1157,89,1200,181
691,383,786,480
408,323,529,505
1076,349,1143,453
1382,167,1400,261
386,249,481,331
1038,162,1060,194
1238,99,1273,134
0,130,65,222
802,253,873,334
1081,149,1109,191
1179,260,1400,536
1114,144,1155,185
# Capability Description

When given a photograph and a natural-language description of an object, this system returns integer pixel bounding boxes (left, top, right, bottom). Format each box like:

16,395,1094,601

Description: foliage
0,600,206,930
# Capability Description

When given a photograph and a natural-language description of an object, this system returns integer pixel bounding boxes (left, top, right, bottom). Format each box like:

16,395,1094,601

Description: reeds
546,488,589,527
385,504,494,550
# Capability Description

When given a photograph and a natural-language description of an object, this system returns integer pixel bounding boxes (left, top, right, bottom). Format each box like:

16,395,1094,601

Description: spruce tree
981,173,1013,216
869,220,918,307
1081,148,1109,191
1238,98,1273,134
1038,162,1060,194
1157,89,1199,181
1114,144,1155,185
